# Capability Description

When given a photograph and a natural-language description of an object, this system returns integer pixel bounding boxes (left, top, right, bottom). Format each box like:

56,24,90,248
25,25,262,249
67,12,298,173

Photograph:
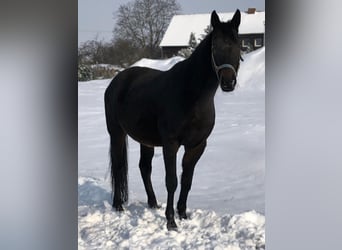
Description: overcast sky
78,0,265,46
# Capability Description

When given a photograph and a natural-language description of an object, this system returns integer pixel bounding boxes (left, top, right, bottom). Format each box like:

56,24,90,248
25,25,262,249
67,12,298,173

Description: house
160,8,265,57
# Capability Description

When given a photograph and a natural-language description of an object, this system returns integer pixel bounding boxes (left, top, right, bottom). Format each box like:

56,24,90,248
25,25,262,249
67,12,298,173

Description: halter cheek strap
211,52,237,82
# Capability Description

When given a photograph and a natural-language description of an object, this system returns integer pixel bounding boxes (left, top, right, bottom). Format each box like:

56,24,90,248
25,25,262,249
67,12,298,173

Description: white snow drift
78,177,264,250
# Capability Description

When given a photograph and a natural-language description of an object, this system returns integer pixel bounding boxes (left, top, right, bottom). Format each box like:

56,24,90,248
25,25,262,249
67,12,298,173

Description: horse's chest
181,107,215,147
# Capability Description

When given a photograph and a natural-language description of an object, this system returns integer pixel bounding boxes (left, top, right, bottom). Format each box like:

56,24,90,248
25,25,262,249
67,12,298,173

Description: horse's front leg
162,141,179,231
177,140,207,219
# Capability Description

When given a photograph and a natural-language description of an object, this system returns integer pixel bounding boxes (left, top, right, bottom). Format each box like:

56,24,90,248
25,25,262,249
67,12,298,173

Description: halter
211,37,243,83
211,51,237,82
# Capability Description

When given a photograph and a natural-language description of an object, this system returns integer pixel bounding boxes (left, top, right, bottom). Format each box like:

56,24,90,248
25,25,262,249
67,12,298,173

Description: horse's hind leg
177,140,207,219
139,144,160,208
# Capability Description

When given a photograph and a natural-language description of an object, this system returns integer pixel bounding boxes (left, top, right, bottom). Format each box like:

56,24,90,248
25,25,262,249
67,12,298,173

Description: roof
160,11,265,47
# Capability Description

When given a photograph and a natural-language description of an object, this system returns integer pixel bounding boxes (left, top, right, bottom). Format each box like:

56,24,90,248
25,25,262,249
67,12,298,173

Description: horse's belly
120,113,163,146
129,131,163,147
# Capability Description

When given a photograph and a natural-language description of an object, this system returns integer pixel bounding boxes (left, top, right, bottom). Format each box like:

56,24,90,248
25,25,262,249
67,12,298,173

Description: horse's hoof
178,212,188,220
115,204,124,212
149,203,161,209
167,220,178,231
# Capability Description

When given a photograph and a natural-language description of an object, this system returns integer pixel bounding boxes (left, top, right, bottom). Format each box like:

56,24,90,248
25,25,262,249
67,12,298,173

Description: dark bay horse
104,10,242,231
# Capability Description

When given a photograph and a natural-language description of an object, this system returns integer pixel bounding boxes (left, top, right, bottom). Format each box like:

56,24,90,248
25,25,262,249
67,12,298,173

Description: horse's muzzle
220,78,236,92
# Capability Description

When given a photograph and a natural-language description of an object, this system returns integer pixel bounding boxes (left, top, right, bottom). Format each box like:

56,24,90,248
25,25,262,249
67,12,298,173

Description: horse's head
211,9,241,92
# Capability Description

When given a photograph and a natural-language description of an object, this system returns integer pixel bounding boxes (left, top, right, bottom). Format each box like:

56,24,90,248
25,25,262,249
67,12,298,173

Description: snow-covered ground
78,47,265,249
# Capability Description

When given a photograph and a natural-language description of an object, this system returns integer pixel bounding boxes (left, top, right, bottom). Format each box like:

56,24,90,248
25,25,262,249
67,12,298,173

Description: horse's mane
188,32,213,60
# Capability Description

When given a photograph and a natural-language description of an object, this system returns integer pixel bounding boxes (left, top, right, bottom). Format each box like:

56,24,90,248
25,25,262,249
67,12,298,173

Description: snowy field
78,48,265,249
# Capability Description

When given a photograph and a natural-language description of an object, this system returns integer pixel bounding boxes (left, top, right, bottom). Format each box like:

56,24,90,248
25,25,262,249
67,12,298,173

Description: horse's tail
104,82,128,207
109,136,128,205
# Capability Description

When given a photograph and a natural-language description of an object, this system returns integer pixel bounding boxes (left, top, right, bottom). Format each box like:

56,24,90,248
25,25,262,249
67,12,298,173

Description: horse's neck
184,34,218,99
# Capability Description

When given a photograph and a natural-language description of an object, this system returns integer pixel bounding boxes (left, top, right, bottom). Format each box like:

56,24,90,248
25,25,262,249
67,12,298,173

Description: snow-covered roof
160,11,265,47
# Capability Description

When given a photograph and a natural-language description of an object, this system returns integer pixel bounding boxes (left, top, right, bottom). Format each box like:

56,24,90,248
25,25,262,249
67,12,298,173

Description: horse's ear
231,9,241,31
211,10,220,29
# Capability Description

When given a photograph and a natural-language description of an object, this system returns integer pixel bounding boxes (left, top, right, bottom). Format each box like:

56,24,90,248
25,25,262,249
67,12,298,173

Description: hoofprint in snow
78,48,265,249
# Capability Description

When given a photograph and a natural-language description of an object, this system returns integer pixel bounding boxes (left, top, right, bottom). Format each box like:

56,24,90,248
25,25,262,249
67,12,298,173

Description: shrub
78,64,93,81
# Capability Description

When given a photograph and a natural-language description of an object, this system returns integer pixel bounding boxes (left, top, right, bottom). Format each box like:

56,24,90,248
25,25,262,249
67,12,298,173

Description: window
241,39,252,52
242,39,250,48
254,38,263,47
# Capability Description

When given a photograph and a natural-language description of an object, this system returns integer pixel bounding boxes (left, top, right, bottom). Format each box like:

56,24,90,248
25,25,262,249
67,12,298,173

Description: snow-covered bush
177,48,193,58
78,64,121,81
78,64,93,81
177,32,198,58
91,64,121,80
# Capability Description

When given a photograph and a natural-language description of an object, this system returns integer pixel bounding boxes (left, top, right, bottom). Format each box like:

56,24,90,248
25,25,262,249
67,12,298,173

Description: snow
78,47,265,249
160,12,265,47
238,48,265,91
90,64,123,71
79,178,265,250
130,56,185,71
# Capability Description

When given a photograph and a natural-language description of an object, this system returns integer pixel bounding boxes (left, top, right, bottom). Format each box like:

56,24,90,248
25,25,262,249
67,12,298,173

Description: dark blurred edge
0,0,77,249
267,1,342,250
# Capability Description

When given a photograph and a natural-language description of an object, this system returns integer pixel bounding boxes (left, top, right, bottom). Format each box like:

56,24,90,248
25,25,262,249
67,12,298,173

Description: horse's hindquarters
111,67,164,147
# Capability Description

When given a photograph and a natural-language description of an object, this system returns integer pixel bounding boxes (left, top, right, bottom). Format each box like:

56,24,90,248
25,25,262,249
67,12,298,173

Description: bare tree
114,0,181,58
78,35,107,65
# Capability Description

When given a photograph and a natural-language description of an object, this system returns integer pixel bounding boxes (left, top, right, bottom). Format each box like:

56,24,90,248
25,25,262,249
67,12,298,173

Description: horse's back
105,66,163,109
107,66,162,95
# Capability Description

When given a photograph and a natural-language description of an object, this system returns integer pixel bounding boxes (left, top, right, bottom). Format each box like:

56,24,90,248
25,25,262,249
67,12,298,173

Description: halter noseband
211,52,237,81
